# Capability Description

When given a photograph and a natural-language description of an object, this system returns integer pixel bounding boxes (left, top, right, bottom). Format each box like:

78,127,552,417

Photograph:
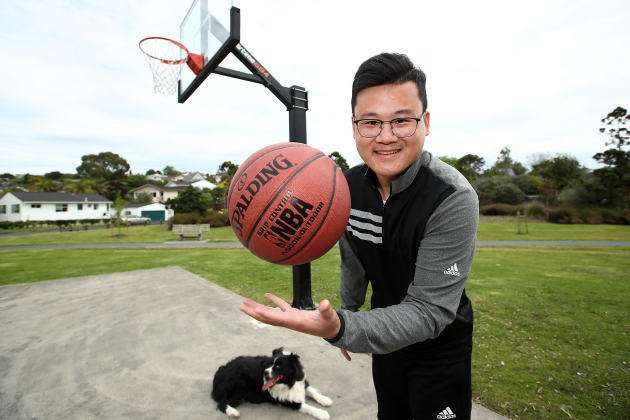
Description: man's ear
423,111,431,136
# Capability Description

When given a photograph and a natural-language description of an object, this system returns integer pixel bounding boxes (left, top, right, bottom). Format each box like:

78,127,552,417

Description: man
241,52,479,420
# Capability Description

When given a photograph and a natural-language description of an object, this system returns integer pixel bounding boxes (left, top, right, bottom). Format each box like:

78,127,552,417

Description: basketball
227,143,351,265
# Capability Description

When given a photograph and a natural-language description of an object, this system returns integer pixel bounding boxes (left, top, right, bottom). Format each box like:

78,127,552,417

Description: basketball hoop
138,36,204,95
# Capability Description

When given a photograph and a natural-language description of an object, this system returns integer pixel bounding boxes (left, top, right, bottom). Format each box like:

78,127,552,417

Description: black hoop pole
202,7,315,310
288,86,315,310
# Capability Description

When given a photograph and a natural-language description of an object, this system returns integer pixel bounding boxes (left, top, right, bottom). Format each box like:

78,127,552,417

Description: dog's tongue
262,375,284,391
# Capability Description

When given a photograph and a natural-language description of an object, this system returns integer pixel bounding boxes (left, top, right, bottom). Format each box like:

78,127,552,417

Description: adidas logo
437,406,456,419
444,263,461,277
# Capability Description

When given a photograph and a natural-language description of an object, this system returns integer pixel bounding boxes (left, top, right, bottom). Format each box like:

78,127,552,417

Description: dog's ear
272,347,284,357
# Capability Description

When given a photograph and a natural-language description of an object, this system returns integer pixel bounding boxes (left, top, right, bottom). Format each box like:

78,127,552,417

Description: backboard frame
178,6,241,103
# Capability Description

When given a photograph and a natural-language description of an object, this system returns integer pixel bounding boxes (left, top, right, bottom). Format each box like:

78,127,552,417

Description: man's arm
327,188,479,354
239,187,478,354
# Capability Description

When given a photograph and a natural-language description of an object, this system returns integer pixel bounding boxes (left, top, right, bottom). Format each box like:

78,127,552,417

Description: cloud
1,0,628,175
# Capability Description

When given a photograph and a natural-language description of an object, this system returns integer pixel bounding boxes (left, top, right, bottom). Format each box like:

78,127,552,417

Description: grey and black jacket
326,150,479,357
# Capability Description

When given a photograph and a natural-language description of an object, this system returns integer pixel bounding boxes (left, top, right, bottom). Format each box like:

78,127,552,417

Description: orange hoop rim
138,36,190,65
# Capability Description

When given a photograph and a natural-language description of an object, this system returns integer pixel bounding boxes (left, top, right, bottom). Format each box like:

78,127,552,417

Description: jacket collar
362,150,432,196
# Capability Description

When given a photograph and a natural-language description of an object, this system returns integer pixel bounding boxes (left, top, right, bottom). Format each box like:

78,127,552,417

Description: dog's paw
300,403,330,420
316,395,333,407
226,405,240,418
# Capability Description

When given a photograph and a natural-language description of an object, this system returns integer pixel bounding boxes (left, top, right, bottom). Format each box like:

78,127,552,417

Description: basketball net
139,37,203,96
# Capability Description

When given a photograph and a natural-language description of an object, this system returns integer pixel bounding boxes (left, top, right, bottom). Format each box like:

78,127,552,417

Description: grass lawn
0,224,236,245
0,246,628,418
476,216,630,241
0,217,629,247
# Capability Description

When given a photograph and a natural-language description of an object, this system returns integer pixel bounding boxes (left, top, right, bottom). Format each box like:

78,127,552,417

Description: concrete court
0,267,506,420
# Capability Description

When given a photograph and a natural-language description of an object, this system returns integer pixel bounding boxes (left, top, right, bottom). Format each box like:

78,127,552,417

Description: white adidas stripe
348,218,382,233
346,226,382,244
350,208,382,223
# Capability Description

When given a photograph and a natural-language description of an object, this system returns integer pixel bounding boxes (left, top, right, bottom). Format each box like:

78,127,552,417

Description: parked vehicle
120,215,151,225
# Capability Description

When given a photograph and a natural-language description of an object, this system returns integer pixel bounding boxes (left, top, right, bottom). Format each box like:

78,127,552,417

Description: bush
578,208,604,224
599,208,627,225
205,209,229,227
168,210,230,229
495,182,526,204
526,202,546,219
480,203,520,216
547,207,581,224
168,213,201,229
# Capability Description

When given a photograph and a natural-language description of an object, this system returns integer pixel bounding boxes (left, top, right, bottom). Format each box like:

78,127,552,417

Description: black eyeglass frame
353,112,426,139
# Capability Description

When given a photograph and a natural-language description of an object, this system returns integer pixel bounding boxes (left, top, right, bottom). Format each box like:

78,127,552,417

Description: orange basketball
227,143,350,265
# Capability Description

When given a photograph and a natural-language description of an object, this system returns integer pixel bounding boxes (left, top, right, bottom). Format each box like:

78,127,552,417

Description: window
94,204,99,210
78,204,83,210
31,203,41,208
55,204,68,212
125,211,132,216
0,205,6,214
106,204,110,211
153,192,157,197
11,204,20,214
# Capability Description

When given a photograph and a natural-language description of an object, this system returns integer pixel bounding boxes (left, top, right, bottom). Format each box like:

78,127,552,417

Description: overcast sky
1,0,628,176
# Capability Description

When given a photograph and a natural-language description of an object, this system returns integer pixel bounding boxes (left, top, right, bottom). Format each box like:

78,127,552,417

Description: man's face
352,81,430,187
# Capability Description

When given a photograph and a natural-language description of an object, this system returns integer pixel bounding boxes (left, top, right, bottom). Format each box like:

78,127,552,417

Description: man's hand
240,293,341,339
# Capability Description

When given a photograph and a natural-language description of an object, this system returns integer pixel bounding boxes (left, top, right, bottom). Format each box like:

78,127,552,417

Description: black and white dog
211,348,332,419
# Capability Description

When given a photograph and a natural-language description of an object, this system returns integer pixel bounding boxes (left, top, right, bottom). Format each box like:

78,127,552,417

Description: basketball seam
274,163,339,264
227,143,306,206
244,152,326,247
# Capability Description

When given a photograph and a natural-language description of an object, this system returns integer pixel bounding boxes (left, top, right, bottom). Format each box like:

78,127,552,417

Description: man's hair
351,53,427,115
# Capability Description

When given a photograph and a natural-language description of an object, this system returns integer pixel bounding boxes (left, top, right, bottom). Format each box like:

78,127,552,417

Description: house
119,202,174,223
0,192,112,222
164,180,216,190
128,184,188,203
146,173,169,182
165,171,216,190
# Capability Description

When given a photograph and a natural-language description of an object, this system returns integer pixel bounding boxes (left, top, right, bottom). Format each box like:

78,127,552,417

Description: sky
0,0,628,176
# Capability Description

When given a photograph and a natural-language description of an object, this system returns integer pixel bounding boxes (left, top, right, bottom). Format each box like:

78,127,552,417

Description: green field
0,217,629,246
476,217,630,241
0,225,236,245
0,246,628,419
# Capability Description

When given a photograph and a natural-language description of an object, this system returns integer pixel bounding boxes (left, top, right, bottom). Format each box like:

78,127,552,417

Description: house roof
124,202,163,208
9,192,111,203
129,183,188,193
129,184,162,193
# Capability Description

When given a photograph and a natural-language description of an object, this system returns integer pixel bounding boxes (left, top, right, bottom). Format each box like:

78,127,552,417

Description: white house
128,184,187,203
146,173,169,182
118,202,174,223
0,192,112,222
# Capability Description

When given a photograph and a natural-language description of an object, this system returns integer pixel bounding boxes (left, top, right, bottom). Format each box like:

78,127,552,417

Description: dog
211,347,332,419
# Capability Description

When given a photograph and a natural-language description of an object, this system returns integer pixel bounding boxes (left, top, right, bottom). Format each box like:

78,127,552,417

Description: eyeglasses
353,113,425,139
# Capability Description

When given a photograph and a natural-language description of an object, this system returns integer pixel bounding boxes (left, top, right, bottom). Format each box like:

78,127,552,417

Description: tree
592,106,629,209
127,174,148,189
216,161,239,184
145,169,158,175
113,194,126,237
456,154,485,181
163,166,180,177
0,173,14,179
485,146,526,177
44,171,64,180
76,152,130,181
166,186,210,215
64,178,104,194
531,154,586,206
328,151,350,172
28,176,62,192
